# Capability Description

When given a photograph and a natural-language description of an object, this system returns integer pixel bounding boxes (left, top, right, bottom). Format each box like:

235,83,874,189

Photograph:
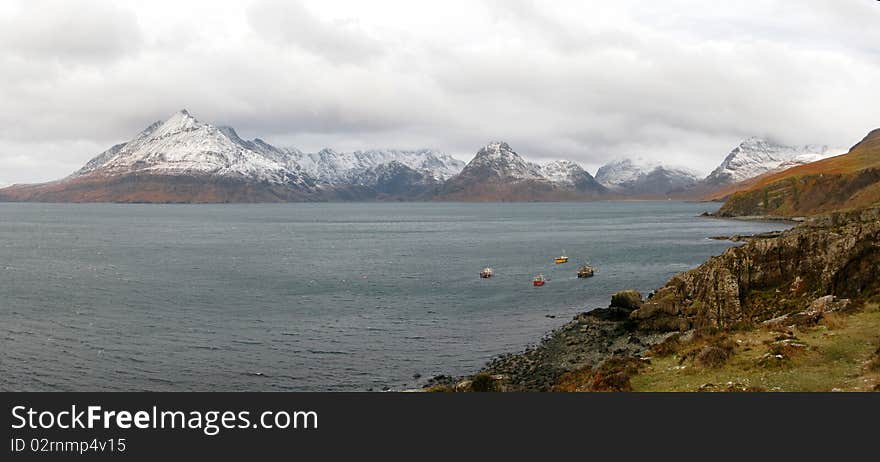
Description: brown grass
820,312,849,330
869,342,880,373
676,332,737,369
554,357,646,392
650,333,683,357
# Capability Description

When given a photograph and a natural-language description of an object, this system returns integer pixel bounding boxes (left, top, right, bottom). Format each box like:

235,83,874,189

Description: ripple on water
0,202,791,391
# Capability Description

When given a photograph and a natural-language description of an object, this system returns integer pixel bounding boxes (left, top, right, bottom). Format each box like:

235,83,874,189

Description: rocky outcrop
629,207,880,331
610,290,643,311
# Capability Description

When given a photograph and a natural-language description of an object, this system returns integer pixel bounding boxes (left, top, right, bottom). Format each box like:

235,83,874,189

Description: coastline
430,207,880,392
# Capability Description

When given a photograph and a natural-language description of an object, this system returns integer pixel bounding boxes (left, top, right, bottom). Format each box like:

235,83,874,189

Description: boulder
805,295,850,314
610,290,643,311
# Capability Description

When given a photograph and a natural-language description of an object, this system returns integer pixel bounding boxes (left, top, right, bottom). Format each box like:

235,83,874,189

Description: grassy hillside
631,303,880,392
717,129,880,217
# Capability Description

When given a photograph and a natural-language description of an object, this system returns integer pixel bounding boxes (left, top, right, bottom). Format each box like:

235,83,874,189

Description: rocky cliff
448,206,880,392
630,207,880,331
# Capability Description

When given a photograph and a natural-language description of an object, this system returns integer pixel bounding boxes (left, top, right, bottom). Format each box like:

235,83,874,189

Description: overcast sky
1,0,879,184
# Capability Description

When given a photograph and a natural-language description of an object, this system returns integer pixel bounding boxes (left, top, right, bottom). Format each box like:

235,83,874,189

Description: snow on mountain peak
595,158,699,195
540,160,585,184
74,110,312,187
289,148,464,185
460,141,544,180
705,137,832,185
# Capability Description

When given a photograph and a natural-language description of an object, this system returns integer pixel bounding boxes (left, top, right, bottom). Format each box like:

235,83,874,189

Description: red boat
532,274,546,286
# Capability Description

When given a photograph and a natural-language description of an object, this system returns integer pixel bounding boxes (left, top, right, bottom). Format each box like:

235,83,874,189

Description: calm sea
0,202,789,391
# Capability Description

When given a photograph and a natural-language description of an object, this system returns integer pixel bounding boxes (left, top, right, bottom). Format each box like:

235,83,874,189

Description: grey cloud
0,0,142,64
0,0,878,184
246,0,384,64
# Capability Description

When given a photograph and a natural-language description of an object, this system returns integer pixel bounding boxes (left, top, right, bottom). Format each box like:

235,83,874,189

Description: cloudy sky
1,0,879,184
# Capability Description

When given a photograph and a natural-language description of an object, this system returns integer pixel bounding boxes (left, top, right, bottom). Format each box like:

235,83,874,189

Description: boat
577,264,595,278
554,250,568,264
480,267,494,278
532,274,546,286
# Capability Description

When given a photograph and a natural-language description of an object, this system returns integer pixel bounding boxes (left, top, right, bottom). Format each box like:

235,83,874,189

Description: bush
470,373,494,392
610,290,643,311
869,343,880,372
696,345,733,368
553,357,646,392
678,333,736,368
650,333,683,357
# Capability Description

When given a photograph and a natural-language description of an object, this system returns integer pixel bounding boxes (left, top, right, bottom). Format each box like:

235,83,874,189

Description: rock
610,290,643,311
454,380,472,392
629,207,880,331
806,295,850,314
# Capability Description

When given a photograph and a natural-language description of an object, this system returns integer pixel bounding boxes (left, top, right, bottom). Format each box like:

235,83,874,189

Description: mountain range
0,110,847,203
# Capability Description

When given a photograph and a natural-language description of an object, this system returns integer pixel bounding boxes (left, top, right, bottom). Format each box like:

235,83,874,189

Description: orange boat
554,249,569,264
532,274,546,286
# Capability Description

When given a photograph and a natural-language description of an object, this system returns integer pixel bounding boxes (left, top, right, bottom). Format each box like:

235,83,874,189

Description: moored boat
480,267,494,278
577,264,595,278
554,250,568,264
532,274,546,286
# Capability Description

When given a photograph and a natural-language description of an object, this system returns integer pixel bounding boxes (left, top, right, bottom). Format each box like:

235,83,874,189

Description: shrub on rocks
610,290,643,311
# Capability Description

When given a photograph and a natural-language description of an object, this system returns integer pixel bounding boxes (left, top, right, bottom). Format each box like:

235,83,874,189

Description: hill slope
717,129,880,217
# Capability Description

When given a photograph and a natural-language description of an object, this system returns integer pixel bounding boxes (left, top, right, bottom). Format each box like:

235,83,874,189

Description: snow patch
705,137,836,184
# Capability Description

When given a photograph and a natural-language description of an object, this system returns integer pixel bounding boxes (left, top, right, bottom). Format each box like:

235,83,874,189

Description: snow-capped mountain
438,141,606,200
775,152,839,171
456,141,545,181
595,159,699,196
0,110,469,202
704,137,832,185
290,148,464,185
540,160,607,191
75,110,314,188
357,161,441,196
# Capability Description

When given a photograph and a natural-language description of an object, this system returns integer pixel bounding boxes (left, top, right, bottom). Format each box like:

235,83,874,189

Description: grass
630,303,880,392
554,357,646,392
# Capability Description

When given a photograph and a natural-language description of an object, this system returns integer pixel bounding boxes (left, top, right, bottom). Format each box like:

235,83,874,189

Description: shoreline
428,206,880,392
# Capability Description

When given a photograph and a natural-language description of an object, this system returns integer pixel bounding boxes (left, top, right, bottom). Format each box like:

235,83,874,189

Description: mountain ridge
0,111,852,203
435,141,607,201
595,159,700,197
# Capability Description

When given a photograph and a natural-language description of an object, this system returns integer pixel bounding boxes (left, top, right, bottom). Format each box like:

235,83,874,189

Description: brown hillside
717,129,880,217
0,174,316,203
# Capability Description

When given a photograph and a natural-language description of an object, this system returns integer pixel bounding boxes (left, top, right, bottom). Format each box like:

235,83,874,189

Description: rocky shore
432,207,880,392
